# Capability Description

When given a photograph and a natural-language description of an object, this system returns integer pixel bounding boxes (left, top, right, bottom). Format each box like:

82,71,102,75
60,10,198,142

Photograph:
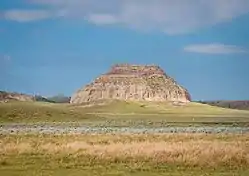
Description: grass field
1,101,249,175
0,133,249,176
0,100,249,125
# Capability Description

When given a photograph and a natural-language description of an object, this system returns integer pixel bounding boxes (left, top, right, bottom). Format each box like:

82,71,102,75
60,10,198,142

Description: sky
0,0,249,101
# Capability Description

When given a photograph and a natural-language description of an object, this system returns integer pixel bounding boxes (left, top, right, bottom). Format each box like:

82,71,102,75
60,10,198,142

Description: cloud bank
3,10,54,22
1,0,249,34
184,44,248,54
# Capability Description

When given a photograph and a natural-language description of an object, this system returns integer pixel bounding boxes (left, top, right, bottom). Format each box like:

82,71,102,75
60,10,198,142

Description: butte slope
70,64,191,104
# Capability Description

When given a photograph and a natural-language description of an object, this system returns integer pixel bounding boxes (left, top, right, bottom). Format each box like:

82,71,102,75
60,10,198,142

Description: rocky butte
70,64,191,104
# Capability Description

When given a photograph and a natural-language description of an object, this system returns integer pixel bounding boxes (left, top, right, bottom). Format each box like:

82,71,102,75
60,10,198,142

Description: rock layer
70,64,191,104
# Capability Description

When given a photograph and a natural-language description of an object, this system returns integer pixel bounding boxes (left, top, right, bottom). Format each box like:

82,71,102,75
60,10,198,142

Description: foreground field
0,100,249,125
1,100,249,175
0,133,249,175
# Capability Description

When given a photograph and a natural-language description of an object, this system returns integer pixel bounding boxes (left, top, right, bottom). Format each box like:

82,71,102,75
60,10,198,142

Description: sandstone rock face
0,91,34,102
70,64,191,104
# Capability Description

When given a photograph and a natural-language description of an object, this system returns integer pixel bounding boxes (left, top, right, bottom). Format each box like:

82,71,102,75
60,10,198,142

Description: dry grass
39,140,249,167
1,134,249,168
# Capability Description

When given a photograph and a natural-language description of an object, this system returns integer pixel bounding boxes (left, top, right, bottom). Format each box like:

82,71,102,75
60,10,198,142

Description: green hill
0,100,249,124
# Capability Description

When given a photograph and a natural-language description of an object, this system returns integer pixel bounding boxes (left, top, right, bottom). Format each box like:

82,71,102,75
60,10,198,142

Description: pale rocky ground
1,124,248,135
70,64,191,104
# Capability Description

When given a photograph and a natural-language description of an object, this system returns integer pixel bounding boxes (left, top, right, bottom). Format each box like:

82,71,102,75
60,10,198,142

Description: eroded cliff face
70,64,191,104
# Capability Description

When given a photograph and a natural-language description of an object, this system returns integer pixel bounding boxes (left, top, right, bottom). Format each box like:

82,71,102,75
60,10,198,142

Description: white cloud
0,54,11,62
3,0,249,34
0,55,11,71
87,14,118,25
3,9,54,22
184,43,248,54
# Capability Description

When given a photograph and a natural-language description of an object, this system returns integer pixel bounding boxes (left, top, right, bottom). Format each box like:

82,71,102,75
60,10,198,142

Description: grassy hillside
0,101,101,123
0,100,249,124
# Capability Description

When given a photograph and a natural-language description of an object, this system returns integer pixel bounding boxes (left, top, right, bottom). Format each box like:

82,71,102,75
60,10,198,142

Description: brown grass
1,133,249,168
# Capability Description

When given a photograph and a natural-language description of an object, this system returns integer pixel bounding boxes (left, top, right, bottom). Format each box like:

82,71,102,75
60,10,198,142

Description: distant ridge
46,95,71,103
198,100,249,110
0,90,71,104
0,91,34,102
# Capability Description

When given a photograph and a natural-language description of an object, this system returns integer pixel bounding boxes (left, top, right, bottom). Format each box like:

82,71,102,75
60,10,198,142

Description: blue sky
0,0,249,101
